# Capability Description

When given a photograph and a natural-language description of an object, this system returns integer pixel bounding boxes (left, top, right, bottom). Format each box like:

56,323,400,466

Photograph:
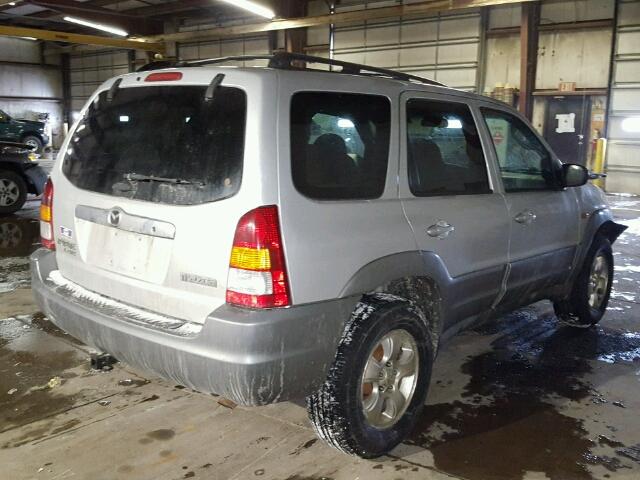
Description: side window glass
482,108,558,192
291,92,391,200
309,113,365,159
407,99,491,196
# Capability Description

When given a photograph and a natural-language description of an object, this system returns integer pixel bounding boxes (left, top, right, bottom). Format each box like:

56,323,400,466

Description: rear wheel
0,170,27,215
307,294,434,458
22,135,43,153
554,235,614,328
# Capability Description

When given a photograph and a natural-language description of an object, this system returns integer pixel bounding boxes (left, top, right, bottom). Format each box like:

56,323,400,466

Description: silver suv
30,53,626,458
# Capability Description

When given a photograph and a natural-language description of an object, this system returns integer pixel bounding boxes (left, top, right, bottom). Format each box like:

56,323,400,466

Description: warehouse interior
1,1,640,479
1,0,639,192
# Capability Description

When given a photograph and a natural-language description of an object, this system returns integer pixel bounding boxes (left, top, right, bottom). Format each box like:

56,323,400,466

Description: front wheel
307,294,434,458
0,170,27,215
554,235,614,328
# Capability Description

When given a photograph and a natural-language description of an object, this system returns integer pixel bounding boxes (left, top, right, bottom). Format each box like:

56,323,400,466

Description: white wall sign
555,113,576,133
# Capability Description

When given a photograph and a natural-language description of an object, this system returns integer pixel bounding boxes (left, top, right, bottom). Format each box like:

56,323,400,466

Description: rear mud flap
24,165,48,195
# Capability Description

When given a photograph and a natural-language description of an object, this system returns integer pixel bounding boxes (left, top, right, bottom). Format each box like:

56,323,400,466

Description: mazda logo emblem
108,209,121,226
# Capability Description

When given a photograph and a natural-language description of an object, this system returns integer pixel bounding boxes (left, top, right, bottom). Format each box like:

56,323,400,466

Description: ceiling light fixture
63,16,128,37
218,0,275,20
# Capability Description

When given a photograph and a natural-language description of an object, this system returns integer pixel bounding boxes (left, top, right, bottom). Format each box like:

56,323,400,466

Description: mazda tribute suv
30,53,626,458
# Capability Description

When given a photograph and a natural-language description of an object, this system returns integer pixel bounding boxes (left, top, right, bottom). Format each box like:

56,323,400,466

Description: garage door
69,50,130,113
333,9,481,91
606,0,640,194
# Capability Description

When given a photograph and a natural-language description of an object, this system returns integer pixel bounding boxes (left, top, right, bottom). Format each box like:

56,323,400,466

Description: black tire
554,235,614,328
22,135,43,153
307,294,434,458
0,170,27,215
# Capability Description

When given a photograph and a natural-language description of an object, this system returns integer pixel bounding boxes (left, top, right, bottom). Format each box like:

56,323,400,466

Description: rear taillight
226,206,290,309
40,178,55,250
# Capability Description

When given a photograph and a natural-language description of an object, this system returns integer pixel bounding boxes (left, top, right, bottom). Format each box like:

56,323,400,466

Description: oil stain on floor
409,309,640,480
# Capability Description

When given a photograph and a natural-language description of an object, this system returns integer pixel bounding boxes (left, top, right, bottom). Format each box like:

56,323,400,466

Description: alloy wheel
360,328,419,429
588,253,610,309
0,178,20,207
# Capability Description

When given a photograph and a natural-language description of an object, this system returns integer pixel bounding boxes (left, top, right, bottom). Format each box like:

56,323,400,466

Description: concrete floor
1,196,639,480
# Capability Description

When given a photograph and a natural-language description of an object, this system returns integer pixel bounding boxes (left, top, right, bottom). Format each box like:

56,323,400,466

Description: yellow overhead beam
149,0,537,43
0,24,164,52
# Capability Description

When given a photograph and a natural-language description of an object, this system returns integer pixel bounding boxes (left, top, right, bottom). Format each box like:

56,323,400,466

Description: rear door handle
427,220,455,239
514,210,537,225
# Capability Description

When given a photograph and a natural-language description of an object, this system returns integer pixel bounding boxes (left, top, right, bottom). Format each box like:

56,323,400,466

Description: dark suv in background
0,141,47,214
0,109,49,153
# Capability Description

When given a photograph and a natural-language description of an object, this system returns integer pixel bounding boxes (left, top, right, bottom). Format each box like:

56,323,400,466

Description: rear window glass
290,92,391,200
63,85,246,205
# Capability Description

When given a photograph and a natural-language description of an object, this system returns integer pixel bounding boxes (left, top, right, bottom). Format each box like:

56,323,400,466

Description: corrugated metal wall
69,50,130,113
176,16,272,65
306,0,330,56
179,37,271,66
606,0,640,194
484,0,614,93
0,37,63,148
483,5,521,93
331,1,482,91
536,28,613,90
178,35,271,64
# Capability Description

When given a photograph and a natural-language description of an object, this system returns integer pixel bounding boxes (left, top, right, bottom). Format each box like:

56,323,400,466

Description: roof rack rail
270,52,446,87
136,52,446,87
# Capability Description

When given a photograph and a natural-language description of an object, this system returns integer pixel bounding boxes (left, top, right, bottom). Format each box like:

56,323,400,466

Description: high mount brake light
40,178,55,250
226,206,291,309
145,72,183,82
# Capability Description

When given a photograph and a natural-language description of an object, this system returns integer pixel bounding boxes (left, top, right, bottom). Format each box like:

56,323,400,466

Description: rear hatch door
52,73,250,324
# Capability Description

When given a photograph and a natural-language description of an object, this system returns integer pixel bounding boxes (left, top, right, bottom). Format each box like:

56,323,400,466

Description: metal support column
519,1,540,119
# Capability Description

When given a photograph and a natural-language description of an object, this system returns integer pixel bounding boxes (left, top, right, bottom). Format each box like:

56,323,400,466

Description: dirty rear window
62,85,246,205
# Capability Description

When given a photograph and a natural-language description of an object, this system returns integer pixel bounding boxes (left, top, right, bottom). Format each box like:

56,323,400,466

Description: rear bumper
30,248,357,405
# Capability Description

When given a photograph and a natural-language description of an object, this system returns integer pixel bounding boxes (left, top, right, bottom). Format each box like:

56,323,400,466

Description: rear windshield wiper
124,173,204,186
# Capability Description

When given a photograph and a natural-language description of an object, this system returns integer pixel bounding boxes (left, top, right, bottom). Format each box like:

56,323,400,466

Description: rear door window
406,98,491,196
63,85,246,205
290,92,391,200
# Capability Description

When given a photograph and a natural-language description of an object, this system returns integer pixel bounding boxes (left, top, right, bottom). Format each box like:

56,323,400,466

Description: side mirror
562,163,589,188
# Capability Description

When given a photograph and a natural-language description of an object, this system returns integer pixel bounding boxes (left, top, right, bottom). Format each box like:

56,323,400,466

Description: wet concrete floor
0,196,639,480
